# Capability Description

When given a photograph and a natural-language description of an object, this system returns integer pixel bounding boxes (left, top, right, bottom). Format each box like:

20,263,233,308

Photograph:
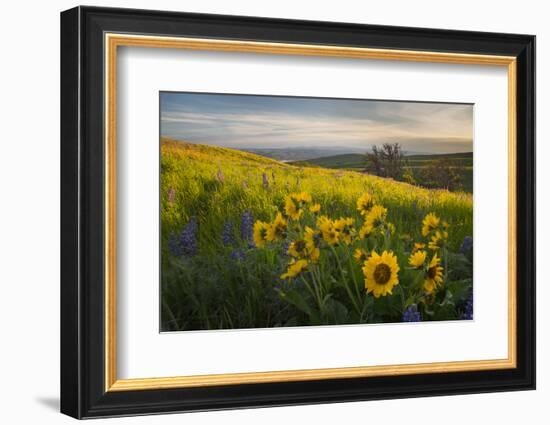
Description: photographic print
160,92,474,331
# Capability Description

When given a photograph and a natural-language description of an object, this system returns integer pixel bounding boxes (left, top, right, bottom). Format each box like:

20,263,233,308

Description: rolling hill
288,151,473,192
289,152,473,169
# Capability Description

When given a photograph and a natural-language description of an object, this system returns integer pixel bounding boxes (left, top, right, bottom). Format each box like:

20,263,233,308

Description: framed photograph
60,6,535,419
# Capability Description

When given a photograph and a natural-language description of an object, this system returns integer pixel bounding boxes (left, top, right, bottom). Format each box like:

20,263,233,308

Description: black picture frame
61,5,535,419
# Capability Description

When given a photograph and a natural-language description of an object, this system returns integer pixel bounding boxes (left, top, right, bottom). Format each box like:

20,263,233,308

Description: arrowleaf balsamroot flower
309,203,321,214
424,253,444,294
353,248,368,264
362,250,400,298
428,230,447,250
284,196,302,220
281,259,309,279
266,212,288,241
356,193,375,216
317,216,339,245
287,234,321,263
284,192,312,220
253,221,270,247
303,227,321,262
422,212,440,236
293,191,312,203
288,239,308,258
413,242,426,252
408,250,427,268
333,217,355,245
359,204,388,238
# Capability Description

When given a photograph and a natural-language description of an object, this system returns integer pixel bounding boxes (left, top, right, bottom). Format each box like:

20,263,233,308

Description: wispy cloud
160,92,473,154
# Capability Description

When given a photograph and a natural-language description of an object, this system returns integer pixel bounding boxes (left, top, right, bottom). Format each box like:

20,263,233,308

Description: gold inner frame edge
104,33,517,392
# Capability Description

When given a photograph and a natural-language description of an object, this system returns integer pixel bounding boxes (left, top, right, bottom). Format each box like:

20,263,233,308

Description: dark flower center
275,223,287,238
427,266,438,279
373,263,392,285
295,240,307,252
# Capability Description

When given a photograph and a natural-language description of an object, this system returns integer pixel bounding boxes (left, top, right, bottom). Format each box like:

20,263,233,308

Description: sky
160,92,473,154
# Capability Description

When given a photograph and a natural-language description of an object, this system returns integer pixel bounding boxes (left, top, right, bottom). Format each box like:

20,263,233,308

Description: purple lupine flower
229,249,246,262
221,221,235,246
280,241,291,257
460,236,473,255
240,209,254,246
403,305,422,322
462,292,473,320
168,233,182,257
179,216,199,257
262,172,269,189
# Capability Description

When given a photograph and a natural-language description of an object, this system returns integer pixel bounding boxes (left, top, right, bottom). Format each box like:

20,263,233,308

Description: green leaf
324,298,349,324
279,289,320,323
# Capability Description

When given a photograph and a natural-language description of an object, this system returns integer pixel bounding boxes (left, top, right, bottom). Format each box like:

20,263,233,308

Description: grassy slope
161,138,472,251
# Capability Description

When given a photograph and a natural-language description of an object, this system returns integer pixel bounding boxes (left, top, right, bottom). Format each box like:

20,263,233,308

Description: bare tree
365,143,405,179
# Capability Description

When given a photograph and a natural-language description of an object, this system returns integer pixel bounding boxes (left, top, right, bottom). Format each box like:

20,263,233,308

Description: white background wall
0,0,545,423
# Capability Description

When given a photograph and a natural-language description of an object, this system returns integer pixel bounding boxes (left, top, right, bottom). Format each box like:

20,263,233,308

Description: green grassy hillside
161,139,473,331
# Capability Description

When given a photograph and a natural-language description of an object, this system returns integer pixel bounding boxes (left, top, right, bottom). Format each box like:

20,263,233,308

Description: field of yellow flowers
161,138,473,331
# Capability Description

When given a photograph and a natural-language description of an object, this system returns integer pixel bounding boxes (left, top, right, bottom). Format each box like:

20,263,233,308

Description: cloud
160,93,473,153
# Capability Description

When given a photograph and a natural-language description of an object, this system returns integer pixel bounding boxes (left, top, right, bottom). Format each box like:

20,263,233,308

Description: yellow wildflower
428,230,446,250
284,192,312,220
409,250,427,268
354,248,368,264
422,212,440,236
413,242,426,252
317,216,339,245
359,222,373,239
266,212,287,241
304,227,321,263
309,247,320,263
357,193,375,216
253,221,270,247
288,239,308,258
424,254,444,294
304,226,320,251
362,250,400,298
309,203,321,214
361,205,389,237
284,196,302,220
281,259,309,279
333,217,355,245
293,192,312,203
